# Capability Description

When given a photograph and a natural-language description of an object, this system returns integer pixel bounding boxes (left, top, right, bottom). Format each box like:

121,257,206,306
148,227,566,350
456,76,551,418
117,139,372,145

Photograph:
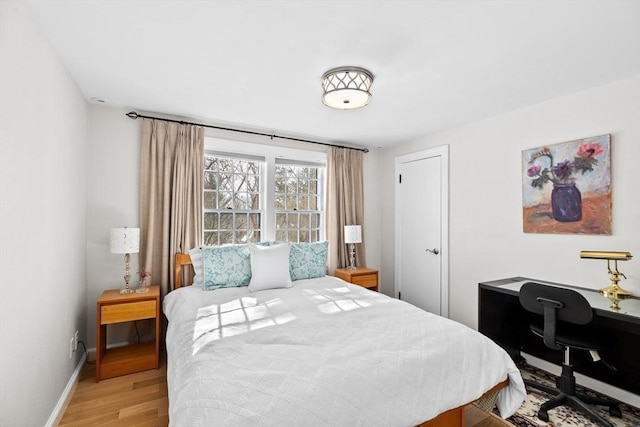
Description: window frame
203,137,327,244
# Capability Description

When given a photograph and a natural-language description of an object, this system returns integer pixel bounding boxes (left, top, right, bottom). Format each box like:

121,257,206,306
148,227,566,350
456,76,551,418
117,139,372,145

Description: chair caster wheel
537,411,549,422
610,406,622,418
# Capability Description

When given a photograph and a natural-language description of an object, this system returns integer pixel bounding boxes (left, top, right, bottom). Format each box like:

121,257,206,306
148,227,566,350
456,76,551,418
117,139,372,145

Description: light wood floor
58,353,513,427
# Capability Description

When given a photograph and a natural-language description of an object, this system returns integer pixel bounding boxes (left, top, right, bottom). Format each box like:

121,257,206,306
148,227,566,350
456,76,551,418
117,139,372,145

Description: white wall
377,76,640,329
0,2,88,426
86,104,141,348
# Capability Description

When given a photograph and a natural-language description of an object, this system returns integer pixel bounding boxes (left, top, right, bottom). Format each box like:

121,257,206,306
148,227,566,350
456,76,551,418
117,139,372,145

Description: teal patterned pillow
202,245,252,290
289,241,329,281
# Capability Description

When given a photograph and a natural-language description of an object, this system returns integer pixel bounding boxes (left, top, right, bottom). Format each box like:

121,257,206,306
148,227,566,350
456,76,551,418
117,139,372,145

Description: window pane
288,230,298,242
204,171,217,190
234,175,248,193
205,157,216,171
249,193,260,210
299,179,309,194
298,195,309,211
311,213,319,228
310,230,318,242
249,213,260,228
220,213,233,230
235,230,248,243
276,230,287,241
299,230,309,243
309,195,317,210
218,192,233,209
247,175,259,192
275,213,286,229
299,213,309,229
204,231,218,246
204,212,218,229
234,194,247,210
235,213,247,230
286,195,297,210
287,213,298,229
219,231,233,245
204,191,217,209
274,194,285,210
218,158,233,172
219,173,232,191
286,178,297,194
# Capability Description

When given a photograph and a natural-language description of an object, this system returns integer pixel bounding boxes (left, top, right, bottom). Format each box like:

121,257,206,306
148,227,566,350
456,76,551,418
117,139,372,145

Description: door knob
425,248,440,255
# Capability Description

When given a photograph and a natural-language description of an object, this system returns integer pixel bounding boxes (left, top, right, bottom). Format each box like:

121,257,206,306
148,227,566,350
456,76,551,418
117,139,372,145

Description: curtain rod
126,111,369,153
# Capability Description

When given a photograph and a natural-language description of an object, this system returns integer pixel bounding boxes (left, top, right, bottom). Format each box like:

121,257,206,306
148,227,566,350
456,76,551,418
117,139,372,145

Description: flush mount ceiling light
321,67,373,110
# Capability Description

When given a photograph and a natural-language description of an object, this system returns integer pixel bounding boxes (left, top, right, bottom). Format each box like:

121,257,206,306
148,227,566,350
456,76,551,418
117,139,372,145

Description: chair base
525,366,621,427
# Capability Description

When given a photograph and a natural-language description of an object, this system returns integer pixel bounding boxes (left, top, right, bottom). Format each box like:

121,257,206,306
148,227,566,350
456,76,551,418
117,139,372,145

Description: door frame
394,145,449,317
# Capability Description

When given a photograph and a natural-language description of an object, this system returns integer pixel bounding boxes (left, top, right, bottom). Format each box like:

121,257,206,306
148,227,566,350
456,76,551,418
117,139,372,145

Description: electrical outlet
74,330,79,352
69,337,74,358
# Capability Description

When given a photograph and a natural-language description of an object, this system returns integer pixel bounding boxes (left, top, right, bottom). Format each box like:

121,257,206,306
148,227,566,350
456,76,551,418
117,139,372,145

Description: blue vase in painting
551,183,582,222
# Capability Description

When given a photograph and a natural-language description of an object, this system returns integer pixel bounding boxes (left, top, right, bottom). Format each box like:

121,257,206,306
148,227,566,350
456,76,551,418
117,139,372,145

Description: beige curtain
139,120,204,296
326,147,366,274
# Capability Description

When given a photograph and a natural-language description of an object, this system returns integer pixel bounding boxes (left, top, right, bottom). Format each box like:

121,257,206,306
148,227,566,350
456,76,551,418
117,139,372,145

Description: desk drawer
352,274,377,287
101,300,156,324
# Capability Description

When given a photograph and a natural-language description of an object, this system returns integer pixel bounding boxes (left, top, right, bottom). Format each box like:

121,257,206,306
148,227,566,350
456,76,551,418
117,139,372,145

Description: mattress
163,275,525,426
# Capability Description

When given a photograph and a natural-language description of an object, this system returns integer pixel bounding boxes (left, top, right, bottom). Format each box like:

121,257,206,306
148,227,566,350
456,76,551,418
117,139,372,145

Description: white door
395,146,449,316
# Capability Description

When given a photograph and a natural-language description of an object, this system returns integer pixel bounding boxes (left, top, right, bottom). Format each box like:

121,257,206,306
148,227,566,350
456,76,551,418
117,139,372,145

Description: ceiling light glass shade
322,67,373,110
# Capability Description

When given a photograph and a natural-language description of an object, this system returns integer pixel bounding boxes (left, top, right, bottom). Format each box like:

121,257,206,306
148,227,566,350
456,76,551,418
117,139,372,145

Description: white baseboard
522,352,640,408
45,353,85,427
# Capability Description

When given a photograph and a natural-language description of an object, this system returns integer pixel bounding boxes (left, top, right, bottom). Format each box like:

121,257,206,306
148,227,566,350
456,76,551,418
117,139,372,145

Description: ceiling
26,1,640,149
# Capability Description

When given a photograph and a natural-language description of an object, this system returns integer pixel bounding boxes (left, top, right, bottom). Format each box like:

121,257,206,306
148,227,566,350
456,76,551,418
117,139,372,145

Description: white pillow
248,243,292,292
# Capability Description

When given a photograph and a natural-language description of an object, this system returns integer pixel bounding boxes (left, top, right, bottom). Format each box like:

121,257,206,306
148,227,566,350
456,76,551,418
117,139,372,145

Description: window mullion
263,152,276,241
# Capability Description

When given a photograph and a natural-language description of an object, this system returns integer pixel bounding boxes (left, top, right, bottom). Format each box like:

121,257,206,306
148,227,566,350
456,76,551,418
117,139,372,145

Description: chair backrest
519,282,593,350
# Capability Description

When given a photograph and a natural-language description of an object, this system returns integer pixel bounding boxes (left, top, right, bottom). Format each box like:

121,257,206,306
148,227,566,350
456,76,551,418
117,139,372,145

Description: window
274,163,322,243
202,140,326,245
203,155,262,245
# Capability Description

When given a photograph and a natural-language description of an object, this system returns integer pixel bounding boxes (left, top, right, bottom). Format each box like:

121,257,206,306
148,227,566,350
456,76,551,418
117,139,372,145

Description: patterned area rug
497,363,640,427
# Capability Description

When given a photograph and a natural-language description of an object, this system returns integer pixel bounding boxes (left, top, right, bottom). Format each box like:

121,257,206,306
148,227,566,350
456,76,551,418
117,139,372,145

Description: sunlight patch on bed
191,296,295,355
303,287,373,314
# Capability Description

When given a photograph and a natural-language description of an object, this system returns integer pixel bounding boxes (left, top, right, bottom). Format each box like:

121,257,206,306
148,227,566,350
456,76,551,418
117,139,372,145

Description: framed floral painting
522,134,611,235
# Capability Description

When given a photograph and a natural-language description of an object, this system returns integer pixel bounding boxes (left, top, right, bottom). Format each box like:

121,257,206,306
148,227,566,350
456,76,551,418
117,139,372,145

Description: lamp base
119,285,134,295
600,284,632,310
346,265,357,270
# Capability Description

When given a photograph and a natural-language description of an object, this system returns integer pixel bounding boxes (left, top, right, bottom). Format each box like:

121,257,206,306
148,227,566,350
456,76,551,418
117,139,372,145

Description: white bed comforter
163,276,525,426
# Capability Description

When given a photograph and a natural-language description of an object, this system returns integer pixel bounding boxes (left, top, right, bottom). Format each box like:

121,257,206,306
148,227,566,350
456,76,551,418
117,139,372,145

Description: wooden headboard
174,253,193,289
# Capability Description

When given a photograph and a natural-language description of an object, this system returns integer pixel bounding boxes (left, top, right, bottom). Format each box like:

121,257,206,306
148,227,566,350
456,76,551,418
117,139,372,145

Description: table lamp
580,250,633,310
110,227,140,294
344,225,362,270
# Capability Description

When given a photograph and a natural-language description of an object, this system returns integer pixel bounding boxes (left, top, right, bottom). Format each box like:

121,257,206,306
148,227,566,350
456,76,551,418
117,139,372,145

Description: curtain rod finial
126,111,139,120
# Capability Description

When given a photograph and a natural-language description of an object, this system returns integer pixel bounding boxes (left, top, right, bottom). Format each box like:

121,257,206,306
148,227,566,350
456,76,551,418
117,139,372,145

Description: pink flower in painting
527,140,605,189
527,164,541,177
577,142,604,158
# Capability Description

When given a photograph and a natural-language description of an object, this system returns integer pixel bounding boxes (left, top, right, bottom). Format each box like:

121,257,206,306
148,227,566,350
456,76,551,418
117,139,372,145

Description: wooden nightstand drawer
101,300,156,324
335,267,379,292
351,274,377,288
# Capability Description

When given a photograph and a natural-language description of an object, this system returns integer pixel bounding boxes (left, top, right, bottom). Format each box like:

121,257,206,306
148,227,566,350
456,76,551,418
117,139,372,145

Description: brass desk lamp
580,251,633,310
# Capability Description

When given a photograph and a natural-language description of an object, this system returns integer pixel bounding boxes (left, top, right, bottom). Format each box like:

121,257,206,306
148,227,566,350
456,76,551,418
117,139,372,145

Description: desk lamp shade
110,227,140,294
344,225,362,270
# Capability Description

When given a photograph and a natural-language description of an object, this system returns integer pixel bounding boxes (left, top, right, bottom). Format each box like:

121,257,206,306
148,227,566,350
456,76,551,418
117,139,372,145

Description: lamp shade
110,228,140,254
344,225,362,244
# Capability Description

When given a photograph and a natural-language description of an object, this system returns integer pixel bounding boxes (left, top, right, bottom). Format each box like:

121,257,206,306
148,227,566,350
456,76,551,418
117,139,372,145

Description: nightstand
335,267,379,292
95,285,160,381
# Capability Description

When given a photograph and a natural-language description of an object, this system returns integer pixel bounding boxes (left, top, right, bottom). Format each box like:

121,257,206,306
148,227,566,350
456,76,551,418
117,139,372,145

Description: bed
164,249,526,426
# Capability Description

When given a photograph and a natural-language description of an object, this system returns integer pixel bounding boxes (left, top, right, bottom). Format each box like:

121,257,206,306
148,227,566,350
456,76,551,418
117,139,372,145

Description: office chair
519,282,621,427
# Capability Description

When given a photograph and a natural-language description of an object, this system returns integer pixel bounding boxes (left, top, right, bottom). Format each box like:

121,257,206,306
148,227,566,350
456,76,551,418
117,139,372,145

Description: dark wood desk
479,277,640,395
